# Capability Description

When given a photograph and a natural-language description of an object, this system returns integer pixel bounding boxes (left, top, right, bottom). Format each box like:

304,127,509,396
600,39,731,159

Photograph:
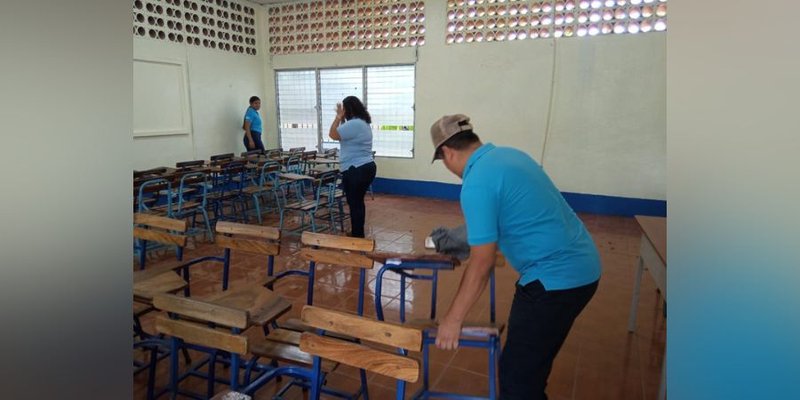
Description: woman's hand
335,102,345,119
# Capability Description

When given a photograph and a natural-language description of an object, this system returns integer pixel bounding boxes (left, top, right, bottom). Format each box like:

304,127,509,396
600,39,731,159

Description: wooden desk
628,215,666,400
368,252,461,322
279,172,313,181
201,281,292,328
305,158,340,165
133,262,189,304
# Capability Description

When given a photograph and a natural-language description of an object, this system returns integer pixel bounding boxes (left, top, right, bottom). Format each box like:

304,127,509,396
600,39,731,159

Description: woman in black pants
328,96,377,238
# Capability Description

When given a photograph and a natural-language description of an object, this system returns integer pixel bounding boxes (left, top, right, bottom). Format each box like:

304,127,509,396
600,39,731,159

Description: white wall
262,3,665,200
133,20,266,169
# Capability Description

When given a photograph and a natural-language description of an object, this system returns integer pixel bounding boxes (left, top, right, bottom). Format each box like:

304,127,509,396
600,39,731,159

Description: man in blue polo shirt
430,114,601,400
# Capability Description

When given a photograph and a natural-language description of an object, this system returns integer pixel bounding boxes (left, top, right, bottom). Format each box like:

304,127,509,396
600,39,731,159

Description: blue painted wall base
371,177,666,217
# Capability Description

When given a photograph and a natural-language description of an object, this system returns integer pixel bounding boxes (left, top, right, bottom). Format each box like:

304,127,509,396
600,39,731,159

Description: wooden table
627,215,666,400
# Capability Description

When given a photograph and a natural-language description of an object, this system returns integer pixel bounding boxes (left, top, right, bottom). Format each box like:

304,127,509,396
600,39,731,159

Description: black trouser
499,279,599,399
243,131,264,151
341,161,376,238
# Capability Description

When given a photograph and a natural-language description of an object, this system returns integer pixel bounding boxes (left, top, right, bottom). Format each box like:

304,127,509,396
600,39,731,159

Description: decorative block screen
446,0,666,44
267,0,426,55
133,0,258,55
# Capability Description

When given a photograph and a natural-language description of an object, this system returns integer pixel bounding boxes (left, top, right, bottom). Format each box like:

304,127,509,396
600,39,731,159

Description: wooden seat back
298,306,422,382
215,221,280,256
133,213,188,247
153,293,249,355
210,152,235,162
299,232,374,269
176,159,205,169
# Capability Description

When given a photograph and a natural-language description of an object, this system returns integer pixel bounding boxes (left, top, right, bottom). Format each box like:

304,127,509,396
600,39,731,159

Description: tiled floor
134,194,665,400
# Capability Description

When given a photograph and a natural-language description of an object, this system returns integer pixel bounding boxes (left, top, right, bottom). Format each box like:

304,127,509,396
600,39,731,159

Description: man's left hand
435,317,463,351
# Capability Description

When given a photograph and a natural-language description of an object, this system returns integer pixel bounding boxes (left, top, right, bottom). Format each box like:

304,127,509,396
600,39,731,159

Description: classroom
131,0,666,399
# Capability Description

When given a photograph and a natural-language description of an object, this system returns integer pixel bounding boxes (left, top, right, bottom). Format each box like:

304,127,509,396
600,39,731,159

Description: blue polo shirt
244,107,262,133
460,143,601,290
336,118,374,171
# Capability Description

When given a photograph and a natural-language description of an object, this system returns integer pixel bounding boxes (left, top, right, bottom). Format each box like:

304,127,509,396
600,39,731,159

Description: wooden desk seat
250,328,338,372
242,182,275,195
150,200,201,213
134,301,153,317
133,261,190,304
284,199,317,212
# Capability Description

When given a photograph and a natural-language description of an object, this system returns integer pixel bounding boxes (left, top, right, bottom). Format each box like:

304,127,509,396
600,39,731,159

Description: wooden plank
635,216,666,264
300,248,374,269
301,306,422,351
203,283,292,327
133,270,187,303
299,333,419,382
301,232,375,252
266,328,302,346
250,337,337,372
153,293,249,329
155,316,248,355
216,221,280,240
134,213,188,232
215,235,280,256
133,227,188,247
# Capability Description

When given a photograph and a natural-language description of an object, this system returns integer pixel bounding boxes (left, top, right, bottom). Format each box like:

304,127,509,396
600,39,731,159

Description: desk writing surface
202,282,292,327
368,252,460,266
634,216,666,264
279,173,313,181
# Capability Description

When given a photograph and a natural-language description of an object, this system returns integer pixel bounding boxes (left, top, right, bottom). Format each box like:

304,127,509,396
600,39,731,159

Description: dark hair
249,96,260,104
436,130,481,159
342,96,371,124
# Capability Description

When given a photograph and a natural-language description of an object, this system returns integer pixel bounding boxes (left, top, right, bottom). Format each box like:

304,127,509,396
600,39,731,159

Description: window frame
274,63,417,159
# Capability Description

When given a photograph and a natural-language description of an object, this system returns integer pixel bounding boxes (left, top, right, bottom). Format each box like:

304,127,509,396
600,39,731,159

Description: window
275,65,416,158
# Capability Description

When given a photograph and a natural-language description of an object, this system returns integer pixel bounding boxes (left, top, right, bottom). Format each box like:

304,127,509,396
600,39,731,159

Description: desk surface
279,172,314,181
635,215,666,264
368,252,461,266
202,282,292,327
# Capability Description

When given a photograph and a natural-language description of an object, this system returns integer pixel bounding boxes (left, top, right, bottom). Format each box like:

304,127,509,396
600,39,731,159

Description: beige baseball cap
430,114,473,163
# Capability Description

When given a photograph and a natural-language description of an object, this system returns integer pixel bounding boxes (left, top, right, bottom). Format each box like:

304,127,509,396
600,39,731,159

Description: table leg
628,256,645,332
374,265,388,321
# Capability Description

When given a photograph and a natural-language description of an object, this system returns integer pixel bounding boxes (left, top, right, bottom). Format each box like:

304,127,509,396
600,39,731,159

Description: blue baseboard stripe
371,177,666,217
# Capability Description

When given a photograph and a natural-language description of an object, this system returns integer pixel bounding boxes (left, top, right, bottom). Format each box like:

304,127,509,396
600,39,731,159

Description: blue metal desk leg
139,240,148,270
431,270,439,320
374,265,388,321
307,261,316,305
400,273,406,323
169,337,180,400
357,269,366,316
222,248,231,291
488,335,497,399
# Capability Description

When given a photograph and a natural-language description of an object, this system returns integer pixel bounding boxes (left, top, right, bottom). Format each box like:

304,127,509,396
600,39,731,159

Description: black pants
499,279,599,400
341,161,376,238
243,131,265,151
